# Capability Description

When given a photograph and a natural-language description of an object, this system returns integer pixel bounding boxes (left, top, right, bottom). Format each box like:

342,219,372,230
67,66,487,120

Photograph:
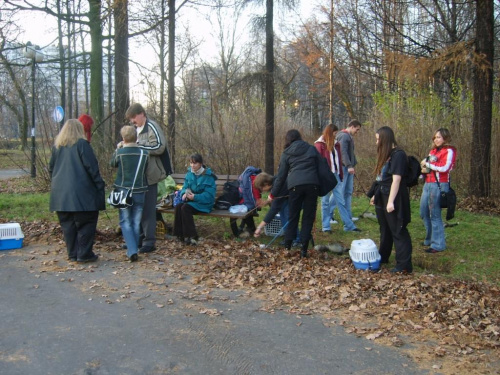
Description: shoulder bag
108,150,144,209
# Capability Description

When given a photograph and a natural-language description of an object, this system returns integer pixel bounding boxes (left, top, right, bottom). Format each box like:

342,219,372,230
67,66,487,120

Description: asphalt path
0,169,29,180
0,244,428,375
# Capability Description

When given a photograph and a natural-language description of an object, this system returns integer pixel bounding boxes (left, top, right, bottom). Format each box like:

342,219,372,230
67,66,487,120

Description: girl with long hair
419,128,457,253
314,124,342,232
369,126,413,273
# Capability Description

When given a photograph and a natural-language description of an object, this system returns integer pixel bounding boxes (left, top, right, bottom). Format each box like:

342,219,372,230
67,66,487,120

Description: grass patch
0,149,30,169
0,185,498,285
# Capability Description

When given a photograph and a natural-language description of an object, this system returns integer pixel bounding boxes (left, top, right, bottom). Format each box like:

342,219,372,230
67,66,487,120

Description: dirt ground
0,224,498,374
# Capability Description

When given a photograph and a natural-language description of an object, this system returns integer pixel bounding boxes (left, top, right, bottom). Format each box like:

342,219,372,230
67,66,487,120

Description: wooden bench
156,173,258,236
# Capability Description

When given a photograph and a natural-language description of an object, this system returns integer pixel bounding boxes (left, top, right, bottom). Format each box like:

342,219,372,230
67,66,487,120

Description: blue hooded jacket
180,166,217,213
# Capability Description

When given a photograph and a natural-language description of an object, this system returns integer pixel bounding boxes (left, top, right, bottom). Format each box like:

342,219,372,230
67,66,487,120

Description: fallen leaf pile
9,220,500,373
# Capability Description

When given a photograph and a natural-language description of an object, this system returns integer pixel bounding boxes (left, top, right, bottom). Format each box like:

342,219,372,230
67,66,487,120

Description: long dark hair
284,129,302,149
375,126,397,175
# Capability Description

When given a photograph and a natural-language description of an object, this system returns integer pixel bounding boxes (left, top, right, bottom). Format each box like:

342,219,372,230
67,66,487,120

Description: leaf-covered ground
11,220,500,375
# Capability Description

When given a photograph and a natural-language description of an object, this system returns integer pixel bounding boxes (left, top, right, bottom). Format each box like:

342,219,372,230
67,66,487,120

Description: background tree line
0,0,498,197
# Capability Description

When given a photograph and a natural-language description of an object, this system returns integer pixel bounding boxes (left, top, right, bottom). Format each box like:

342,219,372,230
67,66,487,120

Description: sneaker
425,248,440,254
322,229,332,233
347,228,362,232
129,253,138,262
138,245,155,254
330,219,338,224
292,240,302,248
352,217,359,222
390,267,412,274
184,237,198,246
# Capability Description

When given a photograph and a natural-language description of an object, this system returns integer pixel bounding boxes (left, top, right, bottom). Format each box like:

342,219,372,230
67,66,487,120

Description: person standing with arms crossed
334,119,362,232
125,103,170,254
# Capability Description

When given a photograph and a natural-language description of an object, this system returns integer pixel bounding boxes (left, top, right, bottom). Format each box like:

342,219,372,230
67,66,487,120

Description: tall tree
88,0,104,132
167,0,176,168
264,0,274,174
469,0,494,197
114,0,129,143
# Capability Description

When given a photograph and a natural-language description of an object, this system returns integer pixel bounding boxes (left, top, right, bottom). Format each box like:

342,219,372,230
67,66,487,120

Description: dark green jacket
49,139,105,212
110,144,149,193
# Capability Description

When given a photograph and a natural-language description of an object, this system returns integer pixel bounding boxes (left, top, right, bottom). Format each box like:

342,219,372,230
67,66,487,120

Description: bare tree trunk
168,0,176,168
114,0,129,143
469,0,493,197
66,0,73,118
159,0,166,127
265,0,274,174
56,0,66,128
89,0,104,133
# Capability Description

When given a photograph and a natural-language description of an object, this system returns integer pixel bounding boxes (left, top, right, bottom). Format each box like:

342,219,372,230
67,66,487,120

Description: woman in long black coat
49,119,105,263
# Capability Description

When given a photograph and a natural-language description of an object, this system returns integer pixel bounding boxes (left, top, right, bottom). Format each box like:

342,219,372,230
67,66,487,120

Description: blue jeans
321,190,337,231
279,200,300,242
119,192,145,257
420,182,447,251
333,173,357,231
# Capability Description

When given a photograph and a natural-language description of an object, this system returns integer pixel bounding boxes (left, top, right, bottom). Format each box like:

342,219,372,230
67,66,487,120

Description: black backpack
214,180,241,210
406,155,422,187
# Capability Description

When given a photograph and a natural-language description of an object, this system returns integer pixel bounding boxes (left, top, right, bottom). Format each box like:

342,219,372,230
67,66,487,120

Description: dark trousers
375,195,413,271
286,184,318,251
57,211,99,260
141,183,158,247
173,203,200,240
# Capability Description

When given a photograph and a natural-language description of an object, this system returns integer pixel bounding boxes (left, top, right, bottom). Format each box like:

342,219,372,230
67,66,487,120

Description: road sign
53,106,64,123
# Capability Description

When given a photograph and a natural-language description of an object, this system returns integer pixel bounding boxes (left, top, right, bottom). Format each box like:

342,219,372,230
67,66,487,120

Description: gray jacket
49,139,106,212
336,130,357,168
137,119,167,185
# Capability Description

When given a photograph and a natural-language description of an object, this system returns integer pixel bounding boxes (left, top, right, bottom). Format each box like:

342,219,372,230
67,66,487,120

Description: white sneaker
330,219,338,224
352,217,359,222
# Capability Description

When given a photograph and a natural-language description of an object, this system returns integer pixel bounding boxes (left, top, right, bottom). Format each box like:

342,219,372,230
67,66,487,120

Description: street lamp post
23,42,44,178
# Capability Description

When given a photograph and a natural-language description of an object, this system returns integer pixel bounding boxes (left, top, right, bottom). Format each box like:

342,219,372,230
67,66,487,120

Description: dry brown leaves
458,196,500,215
14,221,500,373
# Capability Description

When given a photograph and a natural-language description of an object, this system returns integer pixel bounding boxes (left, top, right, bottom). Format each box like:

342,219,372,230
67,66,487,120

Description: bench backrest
169,173,239,197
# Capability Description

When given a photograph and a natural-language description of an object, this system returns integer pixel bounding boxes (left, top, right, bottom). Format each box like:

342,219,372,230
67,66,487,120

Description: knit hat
78,114,94,142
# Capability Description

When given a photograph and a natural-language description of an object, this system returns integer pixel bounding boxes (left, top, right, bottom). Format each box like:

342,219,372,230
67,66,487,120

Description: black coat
271,140,320,197
49,139,106,212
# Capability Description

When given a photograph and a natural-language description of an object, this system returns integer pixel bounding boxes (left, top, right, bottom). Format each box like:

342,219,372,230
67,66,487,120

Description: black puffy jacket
271,140,320,197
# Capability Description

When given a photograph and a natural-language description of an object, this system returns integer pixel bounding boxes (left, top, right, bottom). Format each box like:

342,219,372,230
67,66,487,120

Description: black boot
300,244,308,258
283,240,292,250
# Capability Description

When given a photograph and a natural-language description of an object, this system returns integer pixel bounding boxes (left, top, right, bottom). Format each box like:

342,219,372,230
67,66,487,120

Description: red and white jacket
314,135,344,181
423,145,457,183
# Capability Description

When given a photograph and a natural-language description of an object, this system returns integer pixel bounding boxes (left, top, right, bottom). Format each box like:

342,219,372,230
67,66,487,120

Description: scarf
193,166,205,176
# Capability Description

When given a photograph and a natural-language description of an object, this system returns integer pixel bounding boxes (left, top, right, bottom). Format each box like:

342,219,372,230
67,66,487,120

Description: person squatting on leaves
253,172,301,245
173,154,217,246
368,126,413,274
49,119,105,263
314,124,342,233
419,128,457,254
272,129,320,259
111,126,149,262
125,103,169,254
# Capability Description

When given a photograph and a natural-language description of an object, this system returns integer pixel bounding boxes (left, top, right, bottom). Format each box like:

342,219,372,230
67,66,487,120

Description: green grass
0,149,30,169
0,188,498,285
